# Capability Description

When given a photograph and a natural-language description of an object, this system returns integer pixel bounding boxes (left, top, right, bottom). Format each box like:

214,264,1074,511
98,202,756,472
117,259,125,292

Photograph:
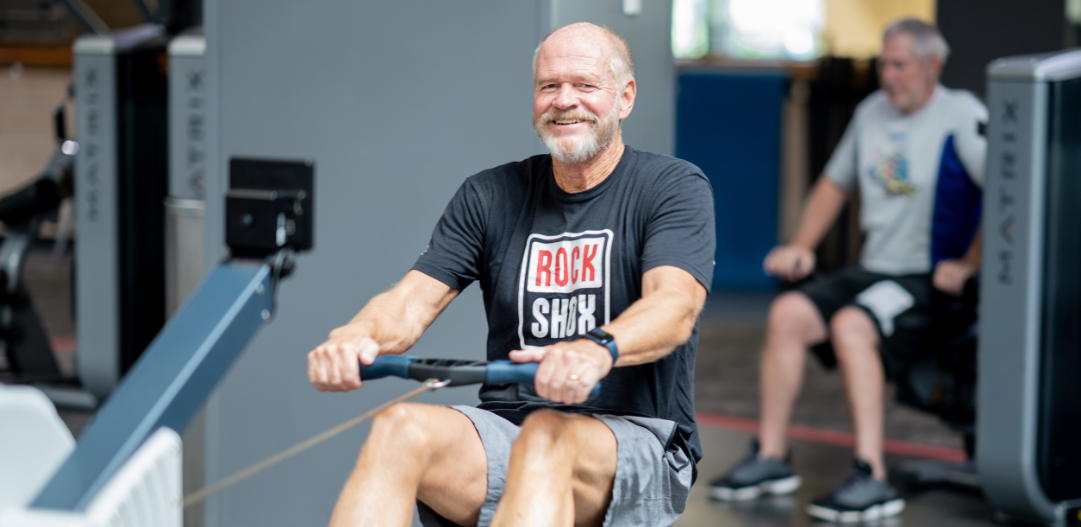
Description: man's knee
368,402,435,454
767,292,826,345
514,409,572,460
829,307,879,354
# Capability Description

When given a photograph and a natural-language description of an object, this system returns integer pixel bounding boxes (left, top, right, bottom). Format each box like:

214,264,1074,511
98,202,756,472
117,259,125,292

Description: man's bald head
533,23,634,89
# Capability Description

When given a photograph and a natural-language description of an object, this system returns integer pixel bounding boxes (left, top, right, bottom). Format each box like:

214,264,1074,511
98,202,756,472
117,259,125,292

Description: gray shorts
417,405,693,527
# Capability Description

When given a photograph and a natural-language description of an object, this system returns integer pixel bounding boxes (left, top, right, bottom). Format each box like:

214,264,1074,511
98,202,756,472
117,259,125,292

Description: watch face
589,328,613,342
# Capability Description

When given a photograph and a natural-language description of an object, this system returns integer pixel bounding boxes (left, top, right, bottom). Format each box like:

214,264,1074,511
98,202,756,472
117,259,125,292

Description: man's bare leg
830,307,887,479
758,292,828,458
491,410,617,527
329,403,488,527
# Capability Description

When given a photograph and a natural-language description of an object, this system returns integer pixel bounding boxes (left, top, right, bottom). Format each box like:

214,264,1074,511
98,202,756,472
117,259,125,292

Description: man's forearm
790,176,849,250
600,267,707,366
335,270,458,355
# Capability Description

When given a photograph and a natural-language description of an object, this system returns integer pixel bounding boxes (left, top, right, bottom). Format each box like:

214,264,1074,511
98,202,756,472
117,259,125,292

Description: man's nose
554,84,578,109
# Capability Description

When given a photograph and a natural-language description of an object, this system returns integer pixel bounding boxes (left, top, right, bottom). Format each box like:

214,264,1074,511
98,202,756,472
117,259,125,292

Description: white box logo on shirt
518,230,612,348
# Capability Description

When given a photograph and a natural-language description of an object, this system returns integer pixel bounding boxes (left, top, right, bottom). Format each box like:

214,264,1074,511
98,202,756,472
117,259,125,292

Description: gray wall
200,1,673,525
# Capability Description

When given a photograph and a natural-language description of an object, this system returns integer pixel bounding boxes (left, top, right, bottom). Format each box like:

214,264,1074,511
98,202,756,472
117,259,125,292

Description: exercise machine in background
0,158,314,526
72,24,170,400
0,98,76,387
68,21,206,404
979,48,1081,526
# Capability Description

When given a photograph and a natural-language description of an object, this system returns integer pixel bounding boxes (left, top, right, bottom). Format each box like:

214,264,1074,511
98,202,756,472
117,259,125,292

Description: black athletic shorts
796,266,936,380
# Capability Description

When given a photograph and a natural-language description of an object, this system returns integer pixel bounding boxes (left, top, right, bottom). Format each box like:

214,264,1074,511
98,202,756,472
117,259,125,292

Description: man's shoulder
625,147,708,184
935,86,989,120
466,154,550,189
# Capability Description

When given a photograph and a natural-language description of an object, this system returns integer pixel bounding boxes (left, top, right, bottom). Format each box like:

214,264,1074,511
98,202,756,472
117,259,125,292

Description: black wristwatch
582,328,618,363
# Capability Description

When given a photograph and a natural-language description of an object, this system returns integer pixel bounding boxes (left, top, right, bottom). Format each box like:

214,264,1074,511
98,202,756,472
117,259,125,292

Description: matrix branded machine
73,25,170,399
979,48,1081,526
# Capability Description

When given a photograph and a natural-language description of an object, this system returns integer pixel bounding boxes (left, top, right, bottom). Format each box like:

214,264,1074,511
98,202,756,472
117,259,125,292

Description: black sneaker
709,440,801,501
806,459,905,522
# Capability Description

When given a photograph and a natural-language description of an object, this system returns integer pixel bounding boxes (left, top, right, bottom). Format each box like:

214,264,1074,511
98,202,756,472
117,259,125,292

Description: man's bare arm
510,265,708,403
934,228,981,296
764,176,850,281
603,265,708,365
308,270,458,392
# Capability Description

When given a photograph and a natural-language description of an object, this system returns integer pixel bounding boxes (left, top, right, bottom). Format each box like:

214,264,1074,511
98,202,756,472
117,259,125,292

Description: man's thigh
396,404,487,526
510,410,689,527
428,408,619,527
799,267,897,368
862,273,937,379
557,412,619,525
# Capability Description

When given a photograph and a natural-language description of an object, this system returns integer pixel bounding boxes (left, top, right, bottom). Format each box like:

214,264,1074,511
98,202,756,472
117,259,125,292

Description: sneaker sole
806,498,905,523
710,475,802,501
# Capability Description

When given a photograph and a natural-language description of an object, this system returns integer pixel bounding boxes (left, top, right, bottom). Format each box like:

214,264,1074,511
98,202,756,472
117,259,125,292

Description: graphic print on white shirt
867,128,916,196
517,230,613,349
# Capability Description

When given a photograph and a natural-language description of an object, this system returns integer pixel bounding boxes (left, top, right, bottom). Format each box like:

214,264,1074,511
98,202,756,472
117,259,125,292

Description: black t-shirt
412,146,715,466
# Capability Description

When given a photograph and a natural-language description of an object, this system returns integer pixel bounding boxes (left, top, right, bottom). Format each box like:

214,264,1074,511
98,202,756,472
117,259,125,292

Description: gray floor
5,248,997,525
677,425,995,527
679,293,995,526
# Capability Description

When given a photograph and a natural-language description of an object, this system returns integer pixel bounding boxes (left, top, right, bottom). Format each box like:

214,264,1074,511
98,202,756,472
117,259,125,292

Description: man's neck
902,82,939,115
552,131,626,194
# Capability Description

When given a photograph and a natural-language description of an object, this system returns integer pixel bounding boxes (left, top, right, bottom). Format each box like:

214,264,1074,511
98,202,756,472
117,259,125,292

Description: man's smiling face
532,29,628,164
878,32,941,115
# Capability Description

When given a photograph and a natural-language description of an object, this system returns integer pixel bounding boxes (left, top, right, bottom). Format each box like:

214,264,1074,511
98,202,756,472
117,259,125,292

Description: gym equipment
183,379,449,508
181,355,594,508
179,355,599,509
0,384,75,517
73,25,170,399
1,154,601,523
360,356,603,399
892,278,980,491
165,34,207,315
0,158,314,525
56,0,109,35
0,100,76,385
979,48,1081,525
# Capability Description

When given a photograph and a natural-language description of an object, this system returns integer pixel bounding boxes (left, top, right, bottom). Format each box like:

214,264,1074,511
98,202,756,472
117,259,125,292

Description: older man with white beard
307,23,715,527
709,19,986,523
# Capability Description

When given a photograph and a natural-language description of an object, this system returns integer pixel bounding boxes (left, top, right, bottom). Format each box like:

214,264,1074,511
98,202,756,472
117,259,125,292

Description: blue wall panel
676,72,786,290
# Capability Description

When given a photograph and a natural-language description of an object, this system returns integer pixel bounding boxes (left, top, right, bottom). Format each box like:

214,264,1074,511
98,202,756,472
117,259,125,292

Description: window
673,0,824,61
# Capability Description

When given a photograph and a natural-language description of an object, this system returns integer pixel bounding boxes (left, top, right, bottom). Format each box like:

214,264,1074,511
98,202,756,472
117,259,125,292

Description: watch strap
584,328,618,363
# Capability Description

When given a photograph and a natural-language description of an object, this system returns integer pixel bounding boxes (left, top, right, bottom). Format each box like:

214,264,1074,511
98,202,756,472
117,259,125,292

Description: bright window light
672,0,824,61
672,0,710,59
720,0,823,60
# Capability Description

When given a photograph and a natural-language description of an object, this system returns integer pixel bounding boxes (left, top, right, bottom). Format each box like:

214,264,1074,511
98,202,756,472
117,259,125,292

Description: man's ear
927,56,944,79
619,78,637,121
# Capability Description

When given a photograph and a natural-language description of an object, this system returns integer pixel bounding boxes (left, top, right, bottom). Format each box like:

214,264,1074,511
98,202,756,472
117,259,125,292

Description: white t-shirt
826,85,987,275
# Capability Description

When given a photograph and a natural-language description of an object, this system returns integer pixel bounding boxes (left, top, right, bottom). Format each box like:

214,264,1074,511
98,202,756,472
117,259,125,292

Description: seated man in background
709,18,986,522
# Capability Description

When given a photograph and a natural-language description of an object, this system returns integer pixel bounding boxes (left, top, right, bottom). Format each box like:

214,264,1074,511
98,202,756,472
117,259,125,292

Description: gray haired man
709,18,987,523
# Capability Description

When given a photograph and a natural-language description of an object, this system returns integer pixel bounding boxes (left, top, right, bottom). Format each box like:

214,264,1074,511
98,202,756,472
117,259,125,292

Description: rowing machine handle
359,356,601,399
486,360,601,399
358,355,415,380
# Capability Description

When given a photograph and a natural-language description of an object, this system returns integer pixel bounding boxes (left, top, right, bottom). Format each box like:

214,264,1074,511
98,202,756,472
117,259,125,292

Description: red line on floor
696,411,967,463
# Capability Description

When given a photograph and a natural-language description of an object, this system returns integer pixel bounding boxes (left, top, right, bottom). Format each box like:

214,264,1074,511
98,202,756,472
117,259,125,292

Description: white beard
533,103,621,164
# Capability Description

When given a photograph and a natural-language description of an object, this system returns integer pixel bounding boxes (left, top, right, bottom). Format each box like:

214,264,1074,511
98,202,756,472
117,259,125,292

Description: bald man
308,24,715,527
